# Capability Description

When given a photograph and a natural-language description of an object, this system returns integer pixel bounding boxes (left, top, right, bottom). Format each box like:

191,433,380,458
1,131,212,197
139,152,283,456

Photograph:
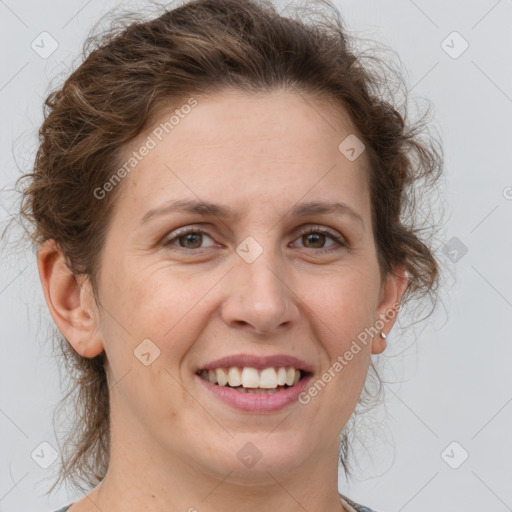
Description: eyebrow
140,198,365,229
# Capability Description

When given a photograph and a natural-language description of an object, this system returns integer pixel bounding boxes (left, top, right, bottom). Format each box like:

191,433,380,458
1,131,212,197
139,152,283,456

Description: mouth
195,366,311,394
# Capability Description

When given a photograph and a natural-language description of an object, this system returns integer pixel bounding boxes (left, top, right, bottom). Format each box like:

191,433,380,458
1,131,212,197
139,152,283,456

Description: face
64,89,404,483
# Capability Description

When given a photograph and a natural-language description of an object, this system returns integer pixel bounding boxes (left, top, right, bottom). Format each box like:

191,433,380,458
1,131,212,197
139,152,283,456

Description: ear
371,265,409,355
37,239,105,358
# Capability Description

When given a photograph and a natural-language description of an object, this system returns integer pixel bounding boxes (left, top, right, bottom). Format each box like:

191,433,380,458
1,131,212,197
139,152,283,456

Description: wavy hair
11,0,444,494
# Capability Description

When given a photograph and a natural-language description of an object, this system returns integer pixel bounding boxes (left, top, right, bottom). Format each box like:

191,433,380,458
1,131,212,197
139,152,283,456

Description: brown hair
13,0,443,494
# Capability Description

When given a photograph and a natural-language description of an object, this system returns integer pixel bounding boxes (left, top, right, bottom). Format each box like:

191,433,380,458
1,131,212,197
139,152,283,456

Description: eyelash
163,226,346,255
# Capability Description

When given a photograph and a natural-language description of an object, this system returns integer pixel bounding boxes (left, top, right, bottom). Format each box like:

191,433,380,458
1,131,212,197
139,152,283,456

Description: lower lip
195,373,313,413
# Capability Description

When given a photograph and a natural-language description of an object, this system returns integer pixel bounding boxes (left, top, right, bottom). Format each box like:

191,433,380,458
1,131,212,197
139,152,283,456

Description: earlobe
37,239,105,358
371,265,409,354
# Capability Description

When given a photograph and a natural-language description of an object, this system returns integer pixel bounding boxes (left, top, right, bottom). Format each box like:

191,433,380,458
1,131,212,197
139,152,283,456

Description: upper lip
197,353,313,373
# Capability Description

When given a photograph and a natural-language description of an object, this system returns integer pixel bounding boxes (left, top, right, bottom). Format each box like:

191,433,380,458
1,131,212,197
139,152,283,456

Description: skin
38,89,408,512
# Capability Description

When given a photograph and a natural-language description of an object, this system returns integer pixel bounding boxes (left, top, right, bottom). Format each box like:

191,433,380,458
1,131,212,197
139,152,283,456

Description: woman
18,0,442,510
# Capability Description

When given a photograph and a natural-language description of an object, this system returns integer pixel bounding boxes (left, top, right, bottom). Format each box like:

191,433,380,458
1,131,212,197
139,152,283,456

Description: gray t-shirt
344,495,378,512
52,497,378,512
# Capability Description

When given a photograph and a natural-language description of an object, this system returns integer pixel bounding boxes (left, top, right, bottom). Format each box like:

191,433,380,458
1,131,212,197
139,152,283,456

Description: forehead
111,89,371,225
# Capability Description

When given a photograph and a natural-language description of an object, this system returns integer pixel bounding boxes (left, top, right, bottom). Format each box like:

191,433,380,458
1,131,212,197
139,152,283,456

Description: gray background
1,1,511,511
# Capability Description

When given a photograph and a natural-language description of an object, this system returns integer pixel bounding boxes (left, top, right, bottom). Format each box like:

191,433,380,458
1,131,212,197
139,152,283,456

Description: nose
220,249,300,335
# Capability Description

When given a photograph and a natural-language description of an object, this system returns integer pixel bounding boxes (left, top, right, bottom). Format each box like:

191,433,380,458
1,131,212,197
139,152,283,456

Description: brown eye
164,229,215,250
177,232,203,249
301,232,327,249
293,227,346,253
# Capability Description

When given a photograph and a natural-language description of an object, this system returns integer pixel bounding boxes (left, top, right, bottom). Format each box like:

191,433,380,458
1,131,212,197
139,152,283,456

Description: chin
195,432,312,482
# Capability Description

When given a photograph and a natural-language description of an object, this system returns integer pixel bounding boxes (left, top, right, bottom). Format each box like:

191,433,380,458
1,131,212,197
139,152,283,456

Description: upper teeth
199,367,301,389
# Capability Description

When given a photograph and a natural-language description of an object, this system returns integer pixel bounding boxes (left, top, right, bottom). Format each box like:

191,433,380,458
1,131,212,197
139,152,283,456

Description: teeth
277,367,287,386
259,368,278,388
228,367,242,387
241,367,260,388
234,387,281,394
199,366,302,389
285,367,295,386
216,368,228,386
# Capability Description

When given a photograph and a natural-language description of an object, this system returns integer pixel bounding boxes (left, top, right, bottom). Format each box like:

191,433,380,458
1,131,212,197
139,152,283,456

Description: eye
162,225,346,253
292,226,346,254
163,228,216,250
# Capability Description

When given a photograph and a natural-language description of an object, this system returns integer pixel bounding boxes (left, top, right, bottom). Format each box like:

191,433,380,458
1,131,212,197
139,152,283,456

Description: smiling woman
14,1,443,511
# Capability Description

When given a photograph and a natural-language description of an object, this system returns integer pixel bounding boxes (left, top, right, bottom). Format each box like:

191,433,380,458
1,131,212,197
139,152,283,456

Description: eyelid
162,225,217,248
294,225,346,245
162,223,347,252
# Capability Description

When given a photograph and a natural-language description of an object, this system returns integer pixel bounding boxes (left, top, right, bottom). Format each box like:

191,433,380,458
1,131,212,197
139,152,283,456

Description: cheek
101,257,199,333
306,264,380,344
103,265,219,374
303,265,378,404
100,269,203,428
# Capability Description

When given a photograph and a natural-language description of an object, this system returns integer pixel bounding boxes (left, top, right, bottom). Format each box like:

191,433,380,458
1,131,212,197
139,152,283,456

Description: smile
197,366,306,393
195,368,313,412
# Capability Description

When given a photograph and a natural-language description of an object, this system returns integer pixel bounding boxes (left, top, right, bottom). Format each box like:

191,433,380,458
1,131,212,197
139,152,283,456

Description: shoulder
352,505,379,512
53,500,379,512
342,495,379,512
51,505,72,512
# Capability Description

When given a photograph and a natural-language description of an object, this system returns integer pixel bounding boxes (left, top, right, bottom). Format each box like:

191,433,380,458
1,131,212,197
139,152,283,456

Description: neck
83,434,348,512
78,388,351,512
